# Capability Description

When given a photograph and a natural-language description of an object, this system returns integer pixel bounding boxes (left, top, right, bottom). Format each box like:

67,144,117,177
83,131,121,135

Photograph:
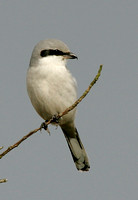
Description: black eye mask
40,49,65,57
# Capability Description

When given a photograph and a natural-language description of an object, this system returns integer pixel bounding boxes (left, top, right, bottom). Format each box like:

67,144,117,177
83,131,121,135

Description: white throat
38,55,67,68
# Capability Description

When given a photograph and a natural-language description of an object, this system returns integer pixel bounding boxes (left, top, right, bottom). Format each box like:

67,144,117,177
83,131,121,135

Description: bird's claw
40,121,50,134
51,114,60,124
40,122,47,130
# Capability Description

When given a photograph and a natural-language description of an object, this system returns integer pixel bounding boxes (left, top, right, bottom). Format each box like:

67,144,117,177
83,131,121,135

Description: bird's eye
54,49,58,53
53,49,64,55
40,50,49,57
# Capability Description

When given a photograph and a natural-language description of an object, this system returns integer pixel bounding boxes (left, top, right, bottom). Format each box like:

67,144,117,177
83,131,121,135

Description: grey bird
26,39,90,171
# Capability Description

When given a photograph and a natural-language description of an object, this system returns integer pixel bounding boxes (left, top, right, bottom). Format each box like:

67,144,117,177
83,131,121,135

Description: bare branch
0,179,8,183
58,65,103,118
0,65,103,159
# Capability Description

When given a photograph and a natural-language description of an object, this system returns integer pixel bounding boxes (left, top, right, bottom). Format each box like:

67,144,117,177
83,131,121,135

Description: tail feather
61,125,90,171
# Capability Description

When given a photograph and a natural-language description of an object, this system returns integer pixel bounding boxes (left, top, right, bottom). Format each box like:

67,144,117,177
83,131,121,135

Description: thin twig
0,65,103,159
58,65,103,118
0,128,40,159
0,179,8,183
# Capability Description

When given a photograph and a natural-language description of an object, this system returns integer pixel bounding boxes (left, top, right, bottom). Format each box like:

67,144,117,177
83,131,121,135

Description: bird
26,39,90,171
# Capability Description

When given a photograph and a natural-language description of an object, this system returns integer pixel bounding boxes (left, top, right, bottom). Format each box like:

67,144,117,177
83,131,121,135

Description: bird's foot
40,121,50,134
51,114,60,124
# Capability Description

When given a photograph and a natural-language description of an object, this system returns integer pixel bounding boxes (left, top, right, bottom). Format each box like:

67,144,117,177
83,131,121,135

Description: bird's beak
63,52,78,59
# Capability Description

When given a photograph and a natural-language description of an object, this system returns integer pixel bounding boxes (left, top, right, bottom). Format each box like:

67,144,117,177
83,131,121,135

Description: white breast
26,56,77,125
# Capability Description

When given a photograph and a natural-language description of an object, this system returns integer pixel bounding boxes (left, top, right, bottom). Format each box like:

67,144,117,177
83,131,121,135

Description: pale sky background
0,1,137,200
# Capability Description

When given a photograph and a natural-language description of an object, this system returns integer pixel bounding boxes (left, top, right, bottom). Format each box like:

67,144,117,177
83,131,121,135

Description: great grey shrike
26,39,90,171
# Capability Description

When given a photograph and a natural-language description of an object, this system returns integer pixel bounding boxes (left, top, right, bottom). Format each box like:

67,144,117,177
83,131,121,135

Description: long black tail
61,124,90,171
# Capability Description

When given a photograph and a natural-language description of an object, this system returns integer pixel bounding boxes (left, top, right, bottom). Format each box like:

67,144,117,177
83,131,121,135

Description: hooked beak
63,52,78,59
